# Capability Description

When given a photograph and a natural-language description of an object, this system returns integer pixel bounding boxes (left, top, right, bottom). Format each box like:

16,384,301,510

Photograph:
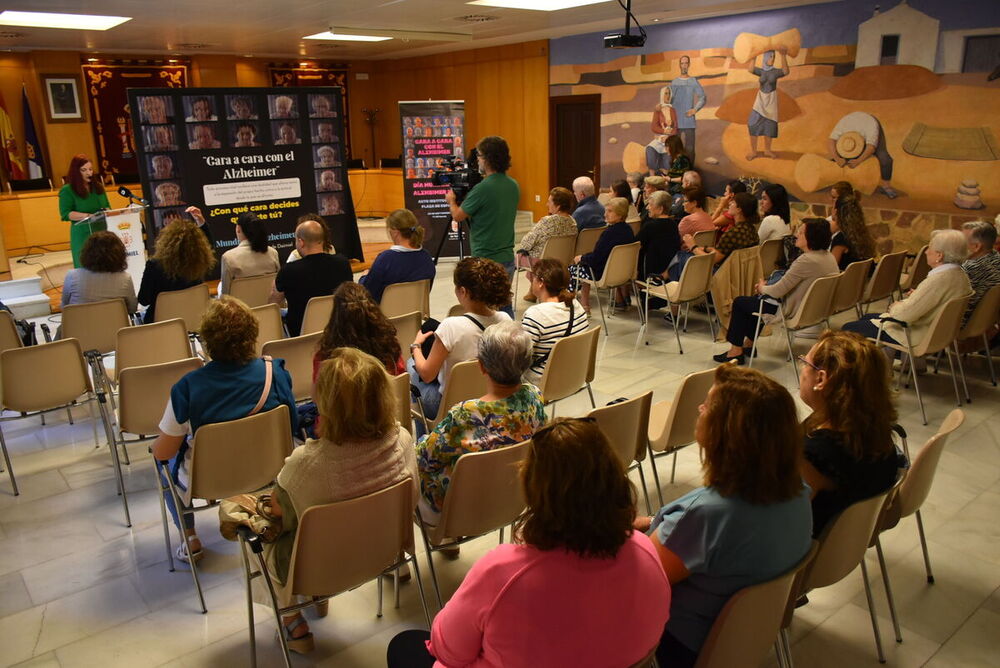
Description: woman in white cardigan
258,347,417,655
843,229,972,348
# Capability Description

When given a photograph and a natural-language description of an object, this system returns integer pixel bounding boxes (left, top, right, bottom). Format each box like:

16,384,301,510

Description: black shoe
742,346,758,359
663,311,677,325
712,351,745,365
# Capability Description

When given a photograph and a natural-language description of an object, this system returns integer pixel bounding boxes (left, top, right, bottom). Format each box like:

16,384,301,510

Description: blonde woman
568,197,635,313
359,208,435,303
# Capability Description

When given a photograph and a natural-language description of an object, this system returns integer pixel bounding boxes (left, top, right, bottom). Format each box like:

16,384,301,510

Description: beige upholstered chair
692,229,716,248
859,250,906,314
61,298,132,355
956,284,1000,386
117,358,203,439
512,234,576,314
380,279,431,320
646,367,715,502
579,241,643,335
536,326,600,416
638,252,716,353
446,303,465,318
241,478,430,667
416,441,529,607
899,246,930,292
427,359,489,431
155,284,211,333
299,294,334,335
830,259,873,317
261,332,321,403
574,225,606,257
251,303,285,355
587,392,654,514
229,272,277,307
115,318,192,379
389,311,422,361
757,237,785,279
0,311,22,353
388,371,416,434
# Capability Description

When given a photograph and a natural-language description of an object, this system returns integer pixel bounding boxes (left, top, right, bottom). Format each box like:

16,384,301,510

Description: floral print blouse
517,214,578,258
416,384,547,513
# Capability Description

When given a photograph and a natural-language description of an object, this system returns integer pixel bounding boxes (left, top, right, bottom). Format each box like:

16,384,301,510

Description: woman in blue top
58,154,111,268
568,197,635,315
635,363,812,668
359,208,435,304
152,297,297,563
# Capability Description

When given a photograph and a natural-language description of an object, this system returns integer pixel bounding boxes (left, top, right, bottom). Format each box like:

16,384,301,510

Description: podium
75,206,147,289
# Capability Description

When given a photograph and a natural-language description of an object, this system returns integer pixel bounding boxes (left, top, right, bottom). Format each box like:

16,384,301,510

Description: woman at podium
58,154,110,268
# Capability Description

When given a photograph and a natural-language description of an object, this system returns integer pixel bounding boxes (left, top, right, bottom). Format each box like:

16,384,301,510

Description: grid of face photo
137,94,185,230
401,114,463,180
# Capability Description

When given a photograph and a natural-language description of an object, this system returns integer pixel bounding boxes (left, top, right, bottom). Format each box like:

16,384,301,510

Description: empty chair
299,294,334,335
899,245,930,292
638,252,716,353
389,311,422,361
229,272,277,307
858,250,907,315
261,332,322,403
379,279,431,320
830,259,874,317
574,225,606,258
155,284,211,334
536,326,600,416
579,241,643,335
251,303,285,354
114,318,192,379
646,367,715,502
758,237,785,279
692,229,716,248
956,284,1000,386
587,392,654,514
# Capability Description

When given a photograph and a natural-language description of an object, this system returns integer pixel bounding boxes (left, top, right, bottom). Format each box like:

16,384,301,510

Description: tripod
431,216,469,265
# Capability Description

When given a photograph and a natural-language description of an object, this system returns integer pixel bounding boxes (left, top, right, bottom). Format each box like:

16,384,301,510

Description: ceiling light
466,0,609,10
303,31,391,42
0,10,131,31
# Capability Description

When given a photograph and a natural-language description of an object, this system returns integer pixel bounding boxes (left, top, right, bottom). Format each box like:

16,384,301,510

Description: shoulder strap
563,300,576,338
249,356,273,417
463,314,486,331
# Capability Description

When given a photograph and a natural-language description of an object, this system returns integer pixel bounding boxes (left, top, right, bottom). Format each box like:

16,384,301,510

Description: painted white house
855,1,940,71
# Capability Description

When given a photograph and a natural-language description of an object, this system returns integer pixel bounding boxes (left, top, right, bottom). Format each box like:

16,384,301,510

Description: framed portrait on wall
41,74,85,122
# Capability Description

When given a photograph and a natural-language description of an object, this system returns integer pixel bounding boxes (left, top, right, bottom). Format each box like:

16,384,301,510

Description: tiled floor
0,258,997,667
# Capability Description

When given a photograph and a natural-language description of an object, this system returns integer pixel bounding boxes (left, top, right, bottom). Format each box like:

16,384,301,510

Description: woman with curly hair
314,282,404,378
138,211,216,323
408,257,512,427
61,231,137,312
219,211,280,295
152,297,296,562
389,417,669,667
829,193,875,270
800,330,904,536
637,364,812,667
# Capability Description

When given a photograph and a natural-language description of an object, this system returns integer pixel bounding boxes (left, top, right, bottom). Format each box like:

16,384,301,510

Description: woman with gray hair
415,321,547,520
843,229,972,349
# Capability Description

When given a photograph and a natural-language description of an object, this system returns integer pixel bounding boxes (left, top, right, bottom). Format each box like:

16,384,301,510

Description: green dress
59,184,111,267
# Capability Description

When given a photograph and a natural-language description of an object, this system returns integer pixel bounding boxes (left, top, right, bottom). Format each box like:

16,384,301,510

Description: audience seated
151,298,297,562
358,208,435,304
757,184,792,243
314,282,405,379
515,187,577,290
409,257,512,425
61,231,138,313
415,322,545,520
389,417,670,668
611,178,640,220
673,192,759,280
286,213,336,262
829,194,875,270
716,219,838,364
627,171,645,216
664,136,692,195
520,259,590,384
569,197,636,314
271,219,353,336
960,220,1000,326
137,216,216,323
260,347,417,654
571,176,605,230
637,190,681,282
669,171,701,218
219,212,280,295
676,186,713,249
709,179,747,229
798,330,903,537
637,364,812,668
826,180,855,218
843,229,971,349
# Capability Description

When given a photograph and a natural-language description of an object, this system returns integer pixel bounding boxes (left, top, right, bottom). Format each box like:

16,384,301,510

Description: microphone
118,186,148,206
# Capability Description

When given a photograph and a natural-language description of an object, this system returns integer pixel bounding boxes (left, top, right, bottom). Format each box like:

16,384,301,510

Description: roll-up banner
128,86,363,275
399,100,465,259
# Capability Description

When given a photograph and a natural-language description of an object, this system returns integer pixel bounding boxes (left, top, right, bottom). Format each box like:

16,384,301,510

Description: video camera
432,148,483,203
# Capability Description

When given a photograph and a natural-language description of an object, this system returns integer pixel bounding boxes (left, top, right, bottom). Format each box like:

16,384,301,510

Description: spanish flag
22,86,45,179
0,91,27,180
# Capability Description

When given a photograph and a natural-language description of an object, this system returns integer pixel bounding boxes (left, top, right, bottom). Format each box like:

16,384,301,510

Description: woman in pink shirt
677,186,713,250
387,418,671,668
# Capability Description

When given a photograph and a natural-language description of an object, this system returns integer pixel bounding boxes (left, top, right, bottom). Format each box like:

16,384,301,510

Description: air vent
455,14,498,23
0,31,25,39
176,42,210,49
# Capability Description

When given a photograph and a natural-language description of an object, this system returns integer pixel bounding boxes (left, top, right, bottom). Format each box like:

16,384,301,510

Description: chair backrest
431,441,529,544
389,311,422,360
913,293,972,357
696,542,818,668
228,272,276,307
388,372,413,433
289,479,414,596
648,367,715,453
757,238,785,278
959,284,1000,340
251,303,285,355
574,225,606,257
0,311,23,352
897,409,964,518
155,284,211,333
61,299,132,355
0,339,91,411
675,252,716,303
117,358,203,435
597,241,641,288
802,490,889,591
785,273,840,330
188,404,293,500
300,295,334,335
115,318,191,376
446,303,465,318
380,279,431,320
538,326,601,403
587,392,654,466
433,359,489,427
901,246,930,291
261,332,321,402
627,220,641,236
864,250,907,303
692,229,716,248
830,259,873,315
539,234,577,267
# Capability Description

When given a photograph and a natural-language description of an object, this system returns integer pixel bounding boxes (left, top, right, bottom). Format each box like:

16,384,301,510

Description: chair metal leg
683,302,690,333
594,286,609,335
641,286,650,345
875,537,902,643
915,509,935,583
671,301,683,354
586,383,596,408
907,345,928,426
409,551,432,628
165,475,207,613
416,511,443,609
748,310,764,369
40,412,45,426
256,549,293,668
0,427,19,496
66,406,74,425
499,526,505,544
635,460,652,515
631,281,645,326
943,347,962,407
984,333,997,386
705,297,716,342
670,451,679,484
394,564,401,609
860,557,887,663
647,444,663,508
154,461,176,572
953,342,970,404
774,639,787,668
238,537,257,668
512,268,521,319
376,569,384,617
780,628,794,668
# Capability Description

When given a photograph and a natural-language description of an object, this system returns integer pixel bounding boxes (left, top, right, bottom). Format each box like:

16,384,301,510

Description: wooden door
549,94,601,192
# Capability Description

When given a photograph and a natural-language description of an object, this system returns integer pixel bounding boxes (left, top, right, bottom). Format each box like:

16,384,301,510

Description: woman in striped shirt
521,259,590,384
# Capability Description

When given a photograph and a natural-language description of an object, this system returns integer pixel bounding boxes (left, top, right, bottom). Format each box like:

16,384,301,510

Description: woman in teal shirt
58,154,110,268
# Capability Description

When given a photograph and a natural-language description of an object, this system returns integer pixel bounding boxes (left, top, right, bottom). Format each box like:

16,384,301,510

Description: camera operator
445,136,519,286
